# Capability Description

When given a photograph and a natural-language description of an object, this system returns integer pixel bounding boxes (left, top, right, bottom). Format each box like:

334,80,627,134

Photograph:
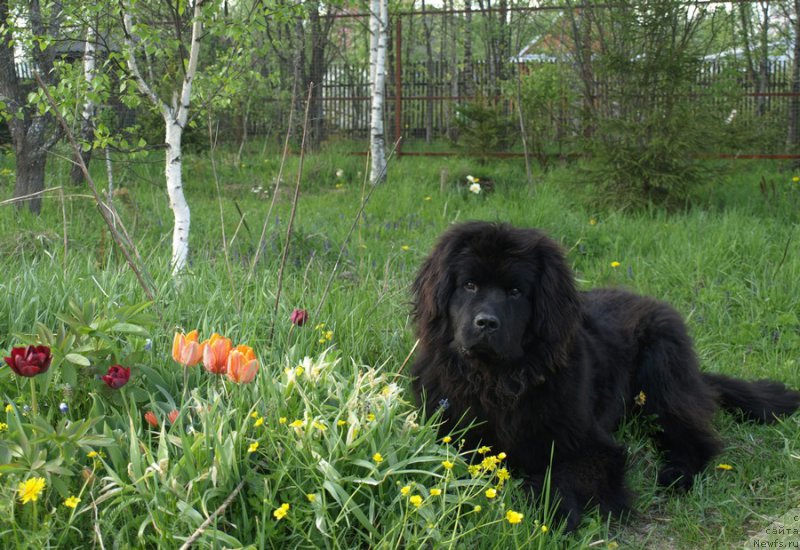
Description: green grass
0,142,798,548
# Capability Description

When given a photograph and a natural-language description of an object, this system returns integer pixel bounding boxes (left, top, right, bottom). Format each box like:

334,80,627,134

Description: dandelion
400,485,411,496
634,390,646,406
248,442,259,453
64,495,80,509
273,503,290,520
430,488,442,497
442,460,454,470
373,452,384,464
716,463,734,471
485,488,497,499
506,509,524,525
409,495,423,508
17,477,46,504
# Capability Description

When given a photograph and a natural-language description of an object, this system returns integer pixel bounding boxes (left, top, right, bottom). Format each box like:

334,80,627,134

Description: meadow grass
0,142,798,548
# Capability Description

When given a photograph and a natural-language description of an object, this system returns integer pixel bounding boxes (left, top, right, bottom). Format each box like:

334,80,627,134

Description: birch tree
120,1,205,275
369,0,388,184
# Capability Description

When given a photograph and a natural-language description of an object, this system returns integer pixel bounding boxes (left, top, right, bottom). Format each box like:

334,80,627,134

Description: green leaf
65,353,91,367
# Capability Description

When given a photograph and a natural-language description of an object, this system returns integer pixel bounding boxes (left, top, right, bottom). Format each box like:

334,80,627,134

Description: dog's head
412,221,580,368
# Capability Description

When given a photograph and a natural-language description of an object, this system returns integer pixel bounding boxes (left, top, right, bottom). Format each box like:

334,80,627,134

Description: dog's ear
412,244,454,340
526,233,581,346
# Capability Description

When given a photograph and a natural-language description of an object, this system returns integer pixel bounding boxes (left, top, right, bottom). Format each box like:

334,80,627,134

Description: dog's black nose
473,313,500,333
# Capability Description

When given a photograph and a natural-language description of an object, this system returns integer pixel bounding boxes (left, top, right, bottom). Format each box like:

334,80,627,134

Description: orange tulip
167,410,180,424
144,411,159,427
202,333,232,374
226,344,259,384
172,330,203,366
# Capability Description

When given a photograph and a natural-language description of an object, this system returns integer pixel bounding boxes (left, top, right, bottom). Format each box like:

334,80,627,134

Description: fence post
395,16,403,155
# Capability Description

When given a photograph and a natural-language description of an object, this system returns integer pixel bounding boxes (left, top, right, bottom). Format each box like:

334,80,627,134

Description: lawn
0,143,798,548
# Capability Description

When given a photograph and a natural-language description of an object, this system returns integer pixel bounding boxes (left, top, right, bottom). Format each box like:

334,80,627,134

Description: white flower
466,175,478,184
469,182,481,194
335,169,344,179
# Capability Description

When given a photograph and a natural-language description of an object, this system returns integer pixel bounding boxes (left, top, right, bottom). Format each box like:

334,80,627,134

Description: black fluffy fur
410,221,800,531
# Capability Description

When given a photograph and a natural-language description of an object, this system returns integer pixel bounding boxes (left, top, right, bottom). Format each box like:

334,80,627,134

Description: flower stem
30,377,37,416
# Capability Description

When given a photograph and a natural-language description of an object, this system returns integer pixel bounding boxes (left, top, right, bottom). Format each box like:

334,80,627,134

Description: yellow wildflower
254,417,264,427
716,463,734,471
541,524,549,533
64,495,80,509
477,445,491,454
273,503,290,520
366,413,376,422
306,493,317,502
485,488,497,499
17,477,46,504
250,411,260,419
506,509,524,524
442,460,454,470
441,436,452,444
473,504,482,513
289,419,304,428
400,485,411,496
635,391,646,406
430,488,442,496
248,442,259,453
373,452,384,464
409,495,423,508
611,261,621,268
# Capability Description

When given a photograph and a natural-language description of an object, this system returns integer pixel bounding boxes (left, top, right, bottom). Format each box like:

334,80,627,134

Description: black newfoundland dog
410,221,800,530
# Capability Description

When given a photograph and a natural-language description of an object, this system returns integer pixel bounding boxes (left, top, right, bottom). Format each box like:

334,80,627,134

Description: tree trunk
369,0,388,184
165,118,190,272
13,140,48,215
71,25,97,185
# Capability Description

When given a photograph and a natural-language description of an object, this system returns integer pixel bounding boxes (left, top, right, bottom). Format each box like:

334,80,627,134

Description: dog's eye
464,282,478,293
508,288,522,298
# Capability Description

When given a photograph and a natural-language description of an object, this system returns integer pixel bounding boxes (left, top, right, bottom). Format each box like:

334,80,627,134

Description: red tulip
144,411,159,427
101,365,131,389
172,330,203,366
202,333,232,374
3,345,52,377
290,308,309,326
226,345,259,384
167,410,179,424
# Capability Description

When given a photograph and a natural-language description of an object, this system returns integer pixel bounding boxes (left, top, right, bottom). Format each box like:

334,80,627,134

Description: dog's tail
702,373,800,423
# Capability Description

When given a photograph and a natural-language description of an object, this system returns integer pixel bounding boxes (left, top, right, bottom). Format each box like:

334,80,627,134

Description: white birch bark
122,3,203,275
369,0,387,184
80,25,96,143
